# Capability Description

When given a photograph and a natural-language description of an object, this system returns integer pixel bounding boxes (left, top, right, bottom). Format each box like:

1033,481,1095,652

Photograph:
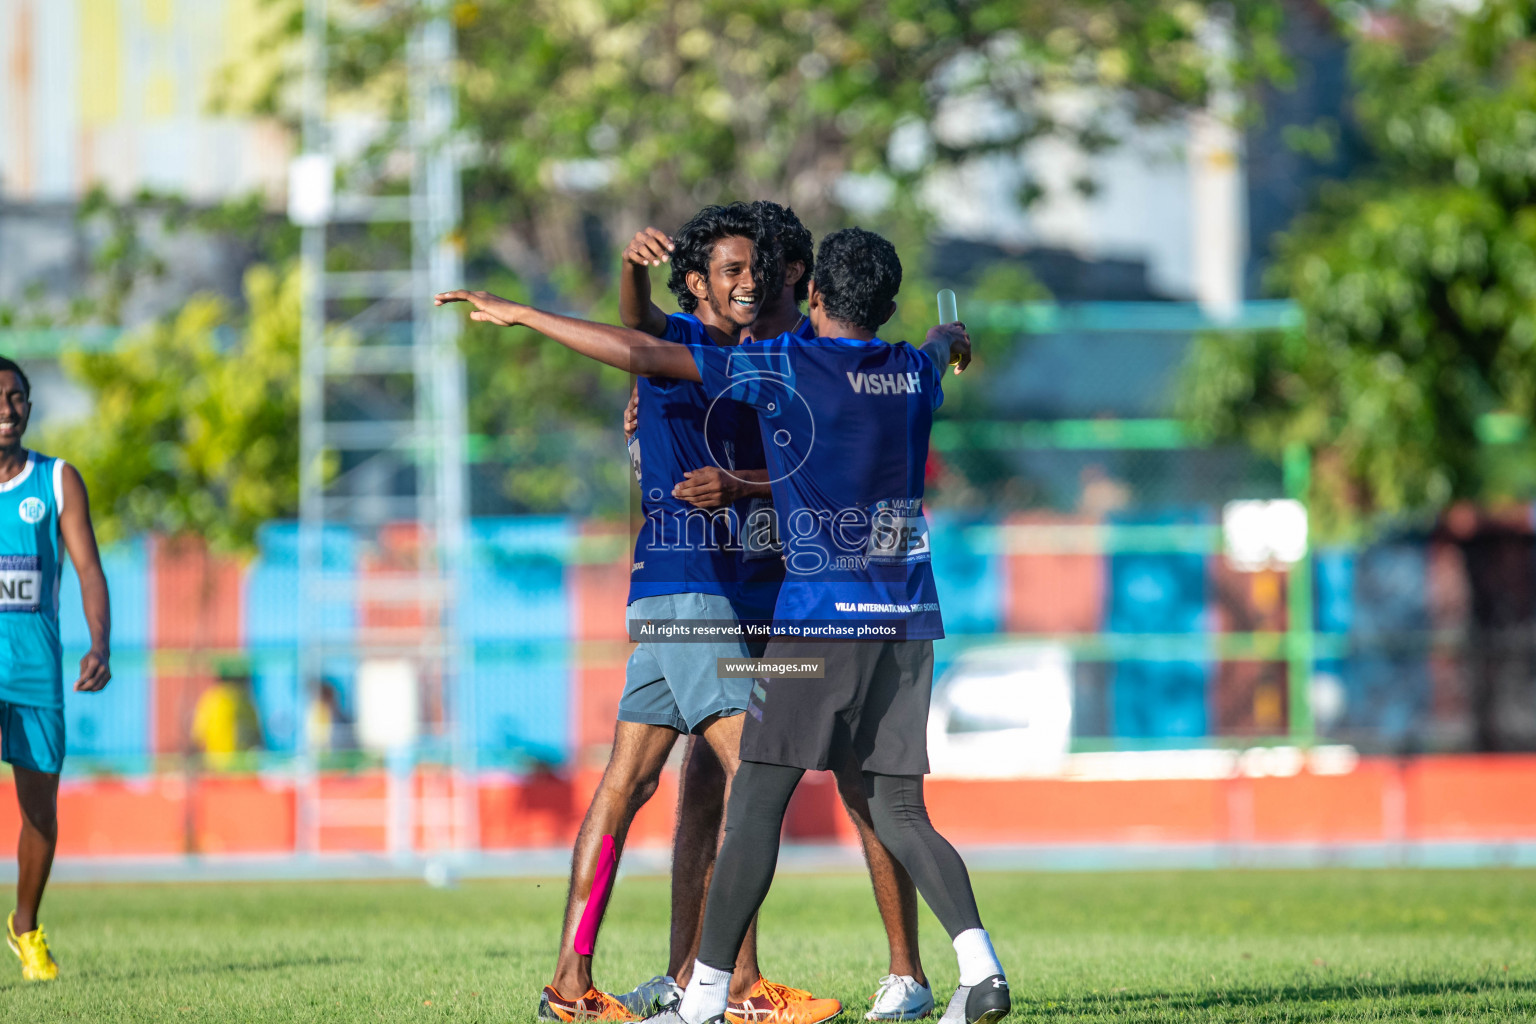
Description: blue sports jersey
692,333,946,639
627,314,784,621
0,452,66,707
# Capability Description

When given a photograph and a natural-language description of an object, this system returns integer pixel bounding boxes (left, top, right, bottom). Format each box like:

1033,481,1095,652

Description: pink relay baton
573,833,618,955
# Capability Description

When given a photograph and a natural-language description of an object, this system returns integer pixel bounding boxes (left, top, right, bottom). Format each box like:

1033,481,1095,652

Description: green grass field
3,868,1535,1022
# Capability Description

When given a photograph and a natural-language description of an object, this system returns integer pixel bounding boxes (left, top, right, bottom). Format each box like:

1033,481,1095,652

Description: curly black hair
752,201,814,305
811,227,902,333
0,357,30,397
666,203,777,314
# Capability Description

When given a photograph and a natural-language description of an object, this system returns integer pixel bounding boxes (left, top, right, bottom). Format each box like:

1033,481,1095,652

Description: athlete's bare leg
668,731,761,1000
12,767,58,935
550,720,679,999
668,736,723,977
835,758,926,984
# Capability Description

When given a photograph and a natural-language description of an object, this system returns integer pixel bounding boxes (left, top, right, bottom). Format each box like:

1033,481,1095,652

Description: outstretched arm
620,227,674,337
435,289,702,382
58,464,111,692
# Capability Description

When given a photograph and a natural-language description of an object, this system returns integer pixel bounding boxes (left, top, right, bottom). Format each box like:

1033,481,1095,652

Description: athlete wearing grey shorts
620,592,757,734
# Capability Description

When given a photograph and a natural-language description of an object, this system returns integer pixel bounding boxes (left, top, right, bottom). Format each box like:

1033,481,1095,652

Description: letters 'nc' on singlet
0,452,67,708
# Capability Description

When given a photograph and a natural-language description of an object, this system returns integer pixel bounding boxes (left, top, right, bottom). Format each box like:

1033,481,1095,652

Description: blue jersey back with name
0,452,66,706
693,333,946,639
628,313,784,621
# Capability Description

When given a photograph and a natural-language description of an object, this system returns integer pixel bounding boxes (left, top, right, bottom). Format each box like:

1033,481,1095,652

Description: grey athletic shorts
620,592,754,734
741,639,934,775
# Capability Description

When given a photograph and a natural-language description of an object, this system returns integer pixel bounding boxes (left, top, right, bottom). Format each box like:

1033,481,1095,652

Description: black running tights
696,761,984,972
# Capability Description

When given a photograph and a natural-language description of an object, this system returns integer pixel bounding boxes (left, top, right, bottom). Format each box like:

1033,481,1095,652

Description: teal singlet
0,452,65,708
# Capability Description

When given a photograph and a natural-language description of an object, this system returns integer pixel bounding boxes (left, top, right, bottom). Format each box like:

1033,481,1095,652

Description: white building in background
923,119,1211,303
0,0,289,204
915,81,1245,311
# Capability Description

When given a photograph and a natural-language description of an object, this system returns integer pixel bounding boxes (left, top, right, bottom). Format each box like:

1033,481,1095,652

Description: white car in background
927,643,1075,778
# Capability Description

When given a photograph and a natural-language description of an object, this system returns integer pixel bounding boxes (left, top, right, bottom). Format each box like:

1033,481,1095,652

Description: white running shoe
866,974,935,1020
618,975,685,1016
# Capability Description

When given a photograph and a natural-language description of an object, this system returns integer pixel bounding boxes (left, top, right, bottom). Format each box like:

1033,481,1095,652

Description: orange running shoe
726,978,842,1024
766,982,812,1000
538,985,640,1022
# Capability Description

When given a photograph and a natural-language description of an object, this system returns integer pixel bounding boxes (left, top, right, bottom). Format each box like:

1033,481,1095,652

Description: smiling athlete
534,204,838,1024
0,357,112,981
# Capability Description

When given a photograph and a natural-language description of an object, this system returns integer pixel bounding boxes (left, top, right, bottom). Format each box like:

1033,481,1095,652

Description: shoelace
756,981,792,1010
630,978,668,1012
650,979,677,1012
20,927,49,967
764,980,813,1001
871,975,926,1008
873,975,916,1005
596,991,636,1019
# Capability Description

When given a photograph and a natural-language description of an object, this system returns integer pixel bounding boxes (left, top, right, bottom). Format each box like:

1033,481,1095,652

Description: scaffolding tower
293,0,472,860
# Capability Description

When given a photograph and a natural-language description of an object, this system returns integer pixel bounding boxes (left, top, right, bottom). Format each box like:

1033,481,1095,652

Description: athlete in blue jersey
0,358,112,982
533,205,840,1024
614,204,931,1024
435,226,1009,1024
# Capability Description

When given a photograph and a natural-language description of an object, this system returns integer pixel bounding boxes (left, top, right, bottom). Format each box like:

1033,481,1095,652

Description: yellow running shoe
7,911,58,981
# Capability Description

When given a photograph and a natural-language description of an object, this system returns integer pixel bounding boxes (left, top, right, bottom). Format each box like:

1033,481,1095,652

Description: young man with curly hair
534,204,841,1024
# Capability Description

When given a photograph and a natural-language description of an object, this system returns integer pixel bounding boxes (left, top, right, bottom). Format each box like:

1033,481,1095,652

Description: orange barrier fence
8,755,1536,859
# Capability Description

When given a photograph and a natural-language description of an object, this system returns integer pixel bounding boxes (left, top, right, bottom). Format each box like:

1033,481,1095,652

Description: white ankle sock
679,960,732,1023
952,928,1004,986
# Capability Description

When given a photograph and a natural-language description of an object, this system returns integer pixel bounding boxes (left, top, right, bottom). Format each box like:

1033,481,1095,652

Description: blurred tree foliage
2,188,299,331
256,0,1285,512
280,0,1287,291
44,266,302,553
1181,0,1536,540
55,0,1289,519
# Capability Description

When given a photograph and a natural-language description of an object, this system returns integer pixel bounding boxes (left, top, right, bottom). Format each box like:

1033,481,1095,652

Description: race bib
627,436,642,484
866,508,932,563
0,555,42,612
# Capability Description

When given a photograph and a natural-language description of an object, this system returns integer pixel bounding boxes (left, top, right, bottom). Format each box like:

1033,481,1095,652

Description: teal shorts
0,702,64,774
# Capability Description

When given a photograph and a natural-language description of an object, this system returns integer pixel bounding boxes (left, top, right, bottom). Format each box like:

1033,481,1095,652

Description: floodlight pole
295,0,329,863
294,0,471,863
411,6,476,862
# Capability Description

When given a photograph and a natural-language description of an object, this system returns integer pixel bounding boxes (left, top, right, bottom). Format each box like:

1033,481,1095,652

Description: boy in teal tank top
0,359,112,981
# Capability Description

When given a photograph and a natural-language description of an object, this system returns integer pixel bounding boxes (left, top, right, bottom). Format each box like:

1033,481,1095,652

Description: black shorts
740,639,933,775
